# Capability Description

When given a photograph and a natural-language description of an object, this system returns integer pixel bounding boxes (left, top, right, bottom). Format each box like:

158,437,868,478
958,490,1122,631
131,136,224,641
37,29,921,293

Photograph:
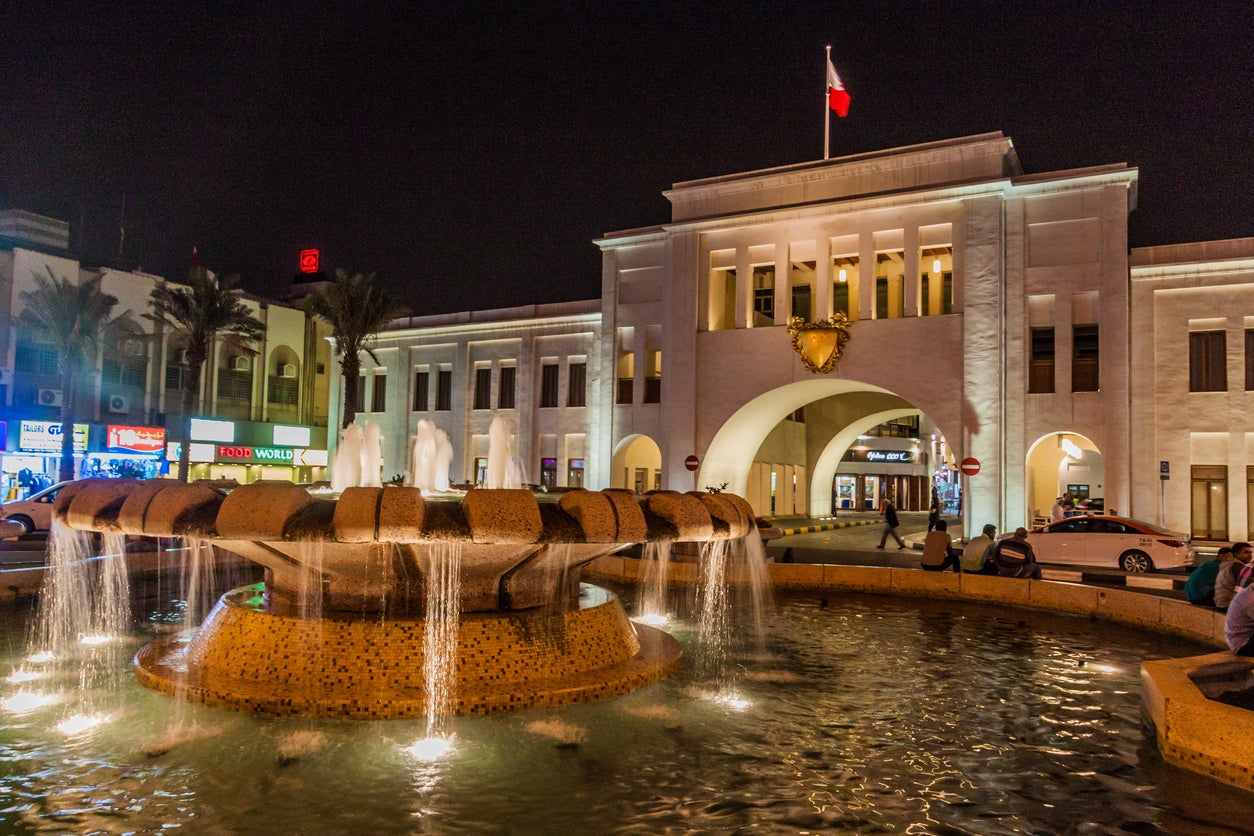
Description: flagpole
824,45,831,160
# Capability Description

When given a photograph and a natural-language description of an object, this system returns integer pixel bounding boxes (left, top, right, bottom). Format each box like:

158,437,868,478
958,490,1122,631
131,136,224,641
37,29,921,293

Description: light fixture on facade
838,268,847,282
932,258,942,273
1060,437,1083,459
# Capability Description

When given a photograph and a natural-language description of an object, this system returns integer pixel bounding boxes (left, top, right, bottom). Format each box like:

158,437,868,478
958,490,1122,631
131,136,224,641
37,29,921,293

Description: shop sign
19,420,88,453
107,424,166,454
217,445,295,463
846,448,917,464
166,442,216,463
292,448,328,466
190,418,235,443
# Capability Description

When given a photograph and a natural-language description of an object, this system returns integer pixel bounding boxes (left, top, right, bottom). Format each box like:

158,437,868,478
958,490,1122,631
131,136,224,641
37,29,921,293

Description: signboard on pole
684,455,700,472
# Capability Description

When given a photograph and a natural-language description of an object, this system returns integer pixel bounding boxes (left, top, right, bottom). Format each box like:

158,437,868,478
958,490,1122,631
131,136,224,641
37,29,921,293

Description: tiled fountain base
134,583,682,718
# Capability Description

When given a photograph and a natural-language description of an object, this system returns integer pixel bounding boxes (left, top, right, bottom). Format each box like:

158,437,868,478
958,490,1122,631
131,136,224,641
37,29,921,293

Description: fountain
50,475,759,719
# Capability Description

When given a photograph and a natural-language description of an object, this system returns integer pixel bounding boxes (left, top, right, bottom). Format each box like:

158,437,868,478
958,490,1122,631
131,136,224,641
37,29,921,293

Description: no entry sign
960,457,981,476
684,455,700,472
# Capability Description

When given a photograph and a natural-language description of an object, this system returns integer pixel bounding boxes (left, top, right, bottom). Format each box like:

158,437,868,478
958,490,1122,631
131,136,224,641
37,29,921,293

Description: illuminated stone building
360,133,1252,539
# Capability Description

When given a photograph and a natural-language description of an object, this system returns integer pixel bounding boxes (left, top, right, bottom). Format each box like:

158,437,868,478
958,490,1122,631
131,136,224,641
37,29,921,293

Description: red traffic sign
960,457,981,476
684,455,700,472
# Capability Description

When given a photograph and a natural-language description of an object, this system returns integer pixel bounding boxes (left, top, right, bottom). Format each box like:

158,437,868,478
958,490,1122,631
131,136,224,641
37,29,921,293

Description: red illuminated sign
299,248,320,274
217,445,294,463
107,425,166,454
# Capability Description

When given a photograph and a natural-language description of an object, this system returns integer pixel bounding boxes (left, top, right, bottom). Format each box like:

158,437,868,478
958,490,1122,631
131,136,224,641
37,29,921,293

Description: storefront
164,419,328,485
835,443,929,512
2,419,89,498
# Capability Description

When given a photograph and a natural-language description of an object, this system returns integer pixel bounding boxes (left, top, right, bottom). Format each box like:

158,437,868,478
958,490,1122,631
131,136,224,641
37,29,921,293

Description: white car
1027,514,1195,573
0,482,72,534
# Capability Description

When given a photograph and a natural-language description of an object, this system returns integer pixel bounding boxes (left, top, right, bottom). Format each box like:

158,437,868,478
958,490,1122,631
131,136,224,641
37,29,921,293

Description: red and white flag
826,57,850,117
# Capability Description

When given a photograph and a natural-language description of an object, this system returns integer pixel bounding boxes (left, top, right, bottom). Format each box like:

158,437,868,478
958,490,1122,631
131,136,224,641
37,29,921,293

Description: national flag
826,57,850,117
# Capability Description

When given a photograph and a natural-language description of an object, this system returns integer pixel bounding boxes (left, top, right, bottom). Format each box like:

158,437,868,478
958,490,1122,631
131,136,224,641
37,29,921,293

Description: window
15,343,59,375
164,364,186,391
436,369,452,411
1072,325,1099,392
752,266,775,326
371,373,387,412
786,406,805,423
617,377,633,404
567,362,586,407
540,458,557,489
1029,327,1055,393
921,272,954,316
568,458,585,487
643,377,661,404
473,368,492,409
1190,330,1227,392
268,377,298,406
413,370,429,411
217,370,252,401
499,366,516,409
102,355,147,388
1247,331,1254,391
791,285,812,321
356,375,367,409
539,363,559,408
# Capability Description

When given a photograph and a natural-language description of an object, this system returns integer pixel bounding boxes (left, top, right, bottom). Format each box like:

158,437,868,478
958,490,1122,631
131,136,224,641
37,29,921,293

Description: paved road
766,511,932,568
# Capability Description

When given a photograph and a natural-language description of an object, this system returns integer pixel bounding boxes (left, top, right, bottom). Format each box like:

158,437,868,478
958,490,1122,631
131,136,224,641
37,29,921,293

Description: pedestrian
920,519,962,572
1224,585,1254,657
1214,542,1252,612
927,491,941,531
1185,547,1230,607
876,496,906,550
1050,496,1066,523
961,523,1000,574
990,527,1042,579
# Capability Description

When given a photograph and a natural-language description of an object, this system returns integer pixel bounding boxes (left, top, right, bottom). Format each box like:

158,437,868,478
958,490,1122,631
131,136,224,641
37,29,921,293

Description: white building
335,132,1248,541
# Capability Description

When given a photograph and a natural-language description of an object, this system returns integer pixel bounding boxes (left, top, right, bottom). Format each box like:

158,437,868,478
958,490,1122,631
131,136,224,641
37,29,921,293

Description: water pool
0,586,1248,834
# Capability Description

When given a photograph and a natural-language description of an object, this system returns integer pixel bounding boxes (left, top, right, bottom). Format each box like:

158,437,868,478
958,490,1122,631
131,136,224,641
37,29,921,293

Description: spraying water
486,416,517,489
636,539,674,624
410,420,453,493
422,542,461,737
331,424,364,492
360,421,383,487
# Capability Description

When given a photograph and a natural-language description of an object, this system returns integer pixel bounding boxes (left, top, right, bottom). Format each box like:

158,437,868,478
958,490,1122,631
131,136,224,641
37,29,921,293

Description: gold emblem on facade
787,314,852,374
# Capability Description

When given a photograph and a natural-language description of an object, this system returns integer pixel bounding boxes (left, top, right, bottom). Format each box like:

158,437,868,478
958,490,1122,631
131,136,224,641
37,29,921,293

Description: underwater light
6,669,40,684
57,713,108,735
407,735,454,761
633,613,670,626
79,635,114,647
4,691,56,712
27,651,54,664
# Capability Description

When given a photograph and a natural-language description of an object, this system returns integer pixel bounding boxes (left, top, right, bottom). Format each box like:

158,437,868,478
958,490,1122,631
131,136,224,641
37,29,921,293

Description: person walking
990,527,1042,579
920,519,962,572
927,490,942,531
876,496,906,550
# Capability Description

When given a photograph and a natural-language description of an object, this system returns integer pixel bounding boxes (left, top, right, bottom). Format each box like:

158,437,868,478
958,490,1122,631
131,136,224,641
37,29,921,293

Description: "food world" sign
217,445,295,463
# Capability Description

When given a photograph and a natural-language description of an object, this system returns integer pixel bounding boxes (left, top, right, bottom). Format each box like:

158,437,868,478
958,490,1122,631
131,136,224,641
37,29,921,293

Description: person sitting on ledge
920,519,962,573
961,523,1000,575
990,527,1042,579
1224,584,1254,657
1214,542,1252,612
1184,546,1229,608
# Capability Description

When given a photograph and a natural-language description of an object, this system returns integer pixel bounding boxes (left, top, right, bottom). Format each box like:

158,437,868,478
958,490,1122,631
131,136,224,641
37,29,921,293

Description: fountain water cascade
51,476,762,719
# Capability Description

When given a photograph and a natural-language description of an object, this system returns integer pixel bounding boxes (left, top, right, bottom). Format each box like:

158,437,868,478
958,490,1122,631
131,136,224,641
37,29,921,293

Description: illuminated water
0,585,1249,833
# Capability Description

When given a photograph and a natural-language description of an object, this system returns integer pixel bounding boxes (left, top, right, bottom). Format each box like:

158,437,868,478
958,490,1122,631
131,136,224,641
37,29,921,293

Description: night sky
2,2,1251,316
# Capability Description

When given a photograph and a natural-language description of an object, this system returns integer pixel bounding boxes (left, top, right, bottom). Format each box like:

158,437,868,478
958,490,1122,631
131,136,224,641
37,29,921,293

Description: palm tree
301,270,409,429
148,266,264,482
17,266,127,482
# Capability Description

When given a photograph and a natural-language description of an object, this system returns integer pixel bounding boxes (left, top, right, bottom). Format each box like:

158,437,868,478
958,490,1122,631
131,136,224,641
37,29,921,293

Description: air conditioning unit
107,395,129,413
177,349,190,365
37,388,63,407
232,356,252,373
279,363,297,379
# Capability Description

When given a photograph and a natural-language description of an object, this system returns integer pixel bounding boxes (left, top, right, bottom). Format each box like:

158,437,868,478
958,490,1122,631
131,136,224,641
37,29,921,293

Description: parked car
1076,497,1104,512
1027,514,1194,573
0,481,72,534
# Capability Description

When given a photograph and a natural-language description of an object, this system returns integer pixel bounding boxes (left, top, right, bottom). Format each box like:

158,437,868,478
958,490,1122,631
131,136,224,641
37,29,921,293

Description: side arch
809,408,924,517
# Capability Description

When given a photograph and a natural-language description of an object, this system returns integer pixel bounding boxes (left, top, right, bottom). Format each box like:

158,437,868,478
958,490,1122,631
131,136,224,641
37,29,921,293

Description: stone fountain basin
53,479,756,614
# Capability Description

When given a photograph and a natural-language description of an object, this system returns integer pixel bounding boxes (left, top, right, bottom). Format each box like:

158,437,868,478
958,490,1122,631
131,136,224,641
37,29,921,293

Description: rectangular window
875,278,889,319
752,287,774,324
436,369,452,411
540,458,558,489
568,458,585,487
1247,330,1254,391
1029,327,1055,394
268,377,298,406
539,363,559,408
164,365,185,391
617,377,633,405
832,281,850,318
473,368,492,409
1190,330,1227,392
1072,325,1099,392
413,371,429,411
567,362,586,407
499,366,516,409
790,285,812,321
1191,464,1228,541
644,376,661,403
371,373,387,412
356,375,367,409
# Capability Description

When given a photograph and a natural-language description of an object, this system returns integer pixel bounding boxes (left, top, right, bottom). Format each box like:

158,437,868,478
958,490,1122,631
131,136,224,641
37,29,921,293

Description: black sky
2,2,1252,315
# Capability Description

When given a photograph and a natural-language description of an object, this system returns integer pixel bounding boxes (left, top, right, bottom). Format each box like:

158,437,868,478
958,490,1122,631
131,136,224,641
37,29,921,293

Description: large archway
611,434,662,492
699,380,960,519
1025,432,1104,523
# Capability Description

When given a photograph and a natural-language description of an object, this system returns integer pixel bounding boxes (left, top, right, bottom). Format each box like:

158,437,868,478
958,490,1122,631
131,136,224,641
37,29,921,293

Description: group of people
1182,541,1254,657
1049,492,1077,522
877,497,1041,578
